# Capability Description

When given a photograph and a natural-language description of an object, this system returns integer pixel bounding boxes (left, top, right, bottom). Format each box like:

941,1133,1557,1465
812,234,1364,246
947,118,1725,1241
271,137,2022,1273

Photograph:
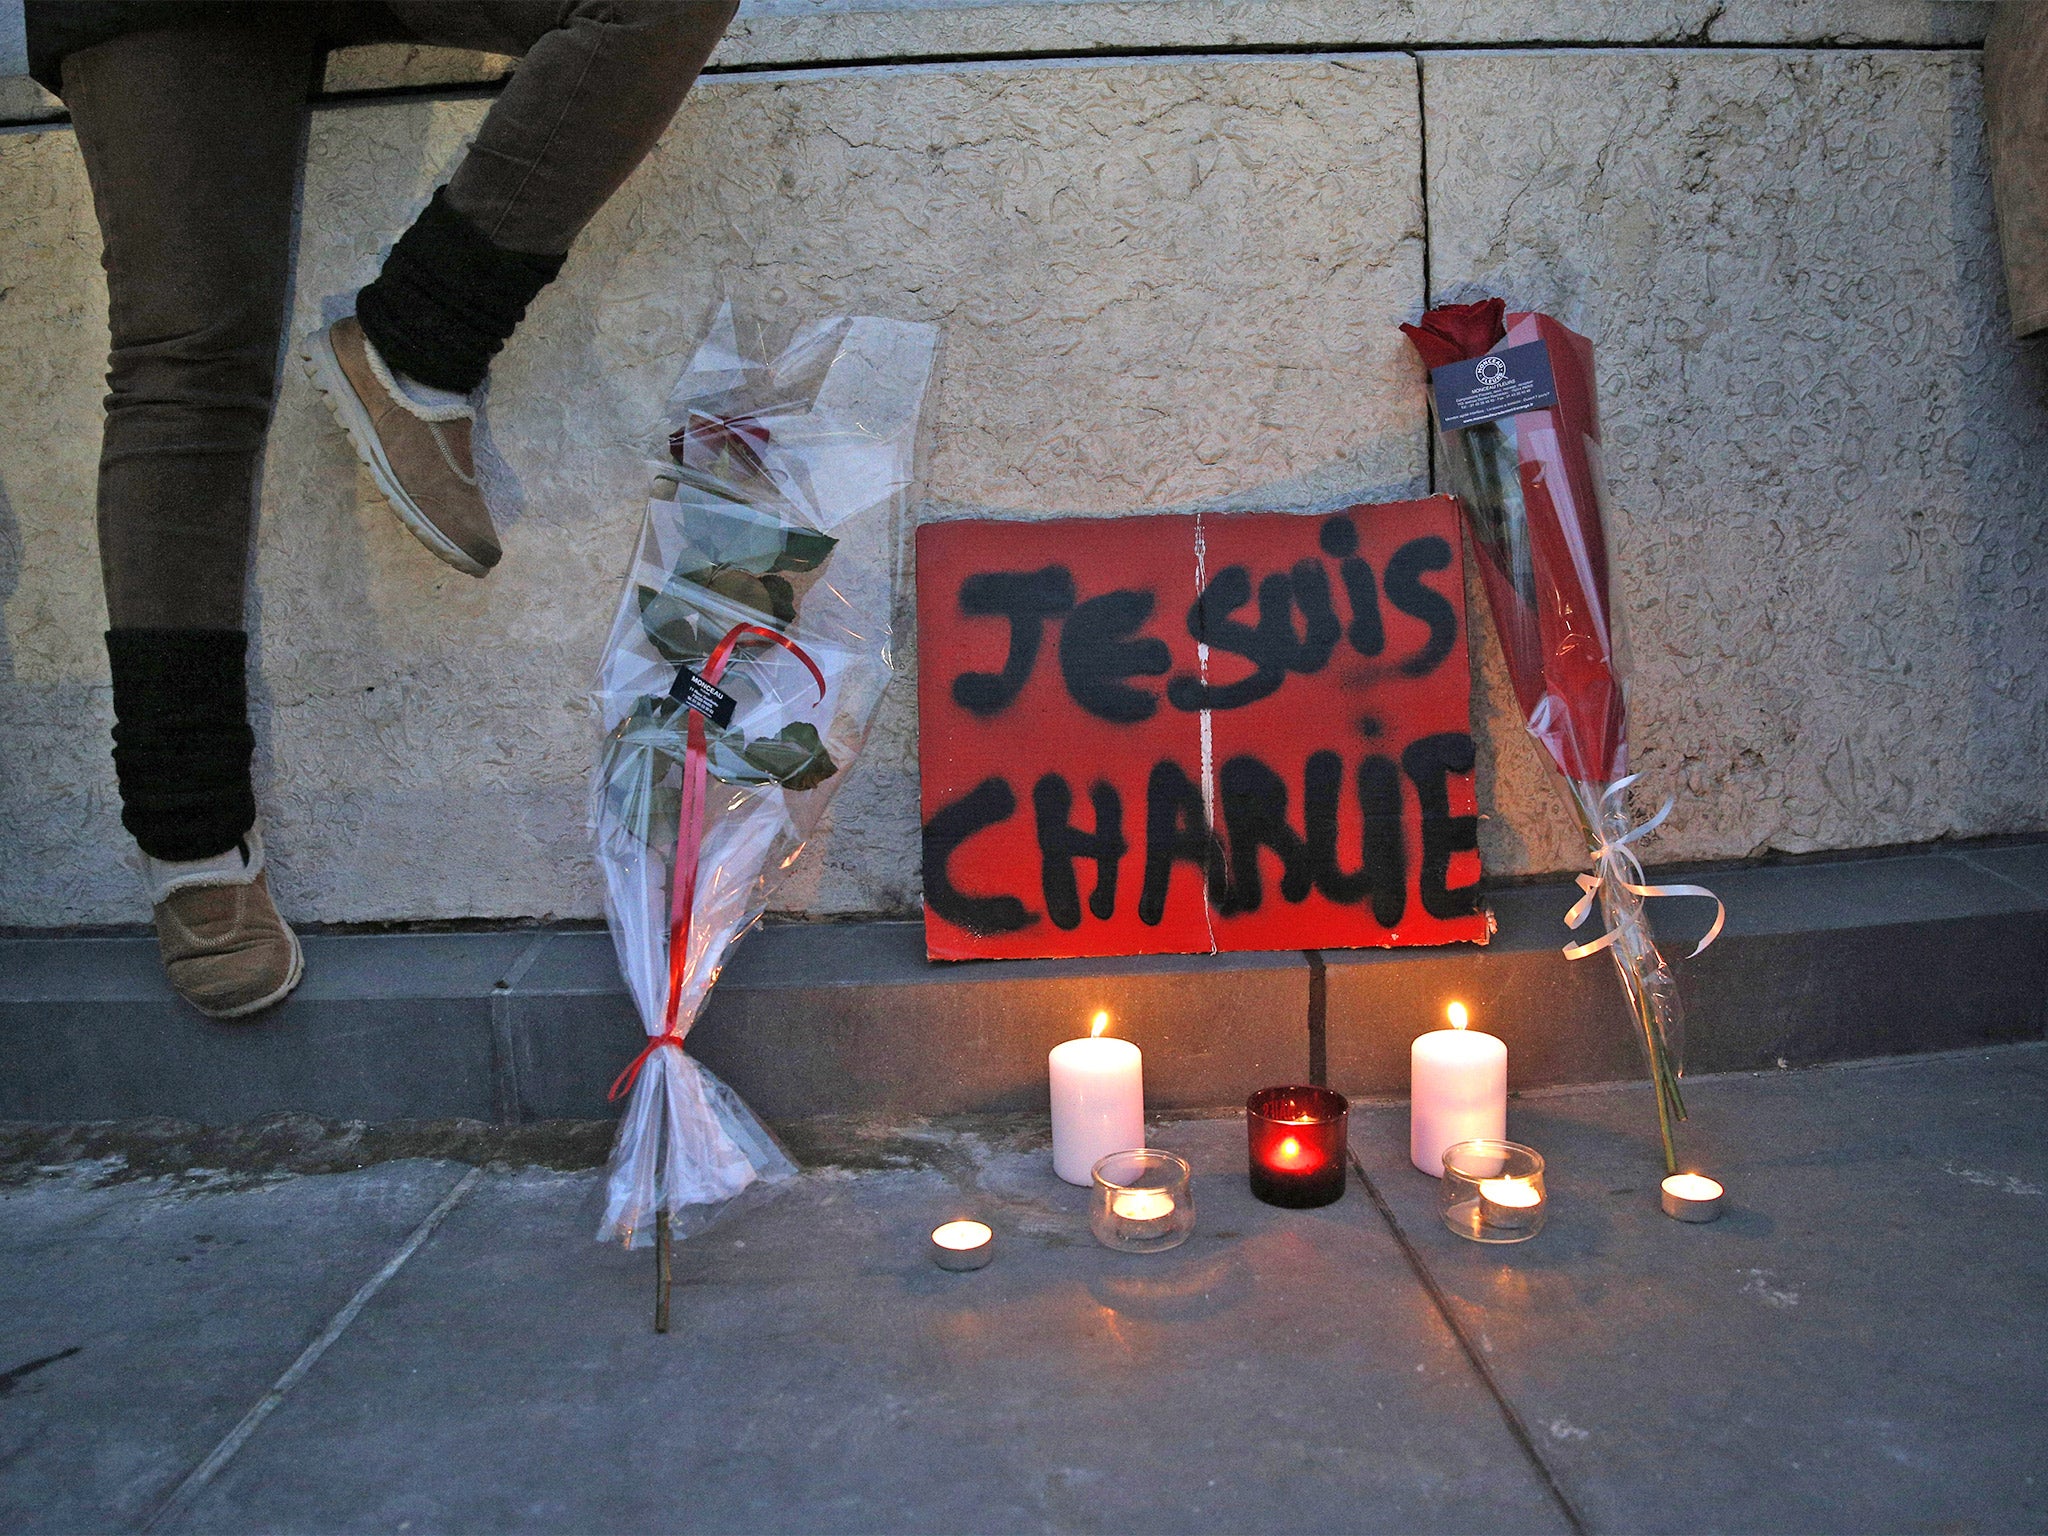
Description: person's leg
362,0,737,385
61,14,314,1016
307,1,734,577
1986,2,2048,340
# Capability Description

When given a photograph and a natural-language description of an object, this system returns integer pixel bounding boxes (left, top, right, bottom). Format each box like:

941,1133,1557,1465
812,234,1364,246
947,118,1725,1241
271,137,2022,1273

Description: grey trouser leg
63,17,317,630
386,0,738,254
59,0,735,856
354,0,737,387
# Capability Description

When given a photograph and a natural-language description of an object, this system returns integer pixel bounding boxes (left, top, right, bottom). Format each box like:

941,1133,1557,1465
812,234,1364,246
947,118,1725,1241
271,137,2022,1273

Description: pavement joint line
1951,849,2047,906
1304,950,1328,1086
1348,1147,1591,1536
138,1164,487,1534
490,932,557,1124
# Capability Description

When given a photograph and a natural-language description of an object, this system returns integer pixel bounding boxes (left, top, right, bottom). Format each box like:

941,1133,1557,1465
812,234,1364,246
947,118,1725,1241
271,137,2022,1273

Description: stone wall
1,1,2042,927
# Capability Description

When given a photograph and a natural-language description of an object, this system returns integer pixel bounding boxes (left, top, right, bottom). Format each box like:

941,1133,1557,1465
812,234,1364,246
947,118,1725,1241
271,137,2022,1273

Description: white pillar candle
1049,1011,1145,1186
1411,1002,1508,1176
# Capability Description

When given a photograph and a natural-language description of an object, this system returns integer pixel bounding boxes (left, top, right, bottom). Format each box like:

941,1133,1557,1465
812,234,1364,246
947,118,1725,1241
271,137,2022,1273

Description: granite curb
1,841,2042,1126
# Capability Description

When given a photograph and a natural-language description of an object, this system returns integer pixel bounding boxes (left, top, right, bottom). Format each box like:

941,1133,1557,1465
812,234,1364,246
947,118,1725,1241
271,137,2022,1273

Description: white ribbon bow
1562,774,1726,962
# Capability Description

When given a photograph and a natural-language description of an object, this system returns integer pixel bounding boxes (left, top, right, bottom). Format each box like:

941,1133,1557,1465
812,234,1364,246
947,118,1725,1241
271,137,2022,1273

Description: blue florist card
1430,339,1558,430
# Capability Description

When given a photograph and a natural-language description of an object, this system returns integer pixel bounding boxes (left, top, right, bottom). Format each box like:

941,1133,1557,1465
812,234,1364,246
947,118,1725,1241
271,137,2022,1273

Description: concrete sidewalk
5,1048,2046,1534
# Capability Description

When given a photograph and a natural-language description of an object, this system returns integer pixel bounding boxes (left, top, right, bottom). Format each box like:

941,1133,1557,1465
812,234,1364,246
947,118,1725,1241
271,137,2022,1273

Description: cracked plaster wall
0,41,2042,928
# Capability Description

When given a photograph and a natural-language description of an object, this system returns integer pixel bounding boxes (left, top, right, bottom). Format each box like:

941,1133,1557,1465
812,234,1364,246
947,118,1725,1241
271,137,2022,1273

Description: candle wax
1048,1035,1145,1186
1478,1178,1541,1209
932,1220,992,1250
1109,1188,1175,1222
1662,1174,1722,1201
1410,1027,1508,1176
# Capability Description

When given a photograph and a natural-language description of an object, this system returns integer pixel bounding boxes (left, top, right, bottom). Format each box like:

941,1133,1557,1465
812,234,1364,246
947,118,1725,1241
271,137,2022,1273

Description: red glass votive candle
1246,1085,1350,1208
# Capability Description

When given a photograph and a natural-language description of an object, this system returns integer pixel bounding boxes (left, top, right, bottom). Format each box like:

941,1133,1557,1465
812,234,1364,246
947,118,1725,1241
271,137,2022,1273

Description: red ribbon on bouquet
608,622,827,1103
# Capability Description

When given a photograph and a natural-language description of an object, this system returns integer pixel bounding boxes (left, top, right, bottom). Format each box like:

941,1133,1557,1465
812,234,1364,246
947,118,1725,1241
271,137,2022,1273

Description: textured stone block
6,45,2041,931
0,56,1425,925
1422,49,2048,879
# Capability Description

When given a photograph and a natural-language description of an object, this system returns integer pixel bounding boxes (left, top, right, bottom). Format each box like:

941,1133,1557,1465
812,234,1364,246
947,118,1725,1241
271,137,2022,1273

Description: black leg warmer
354,188,567,394
106,628,257,863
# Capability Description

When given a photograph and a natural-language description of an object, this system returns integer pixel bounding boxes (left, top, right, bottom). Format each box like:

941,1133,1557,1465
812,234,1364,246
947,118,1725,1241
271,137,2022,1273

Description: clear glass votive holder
1440,1139,1547,1244
1090,1149,1195,1253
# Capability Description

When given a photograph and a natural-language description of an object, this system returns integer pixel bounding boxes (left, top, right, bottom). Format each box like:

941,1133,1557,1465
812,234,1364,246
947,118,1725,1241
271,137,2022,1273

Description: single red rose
1399,298,1508,370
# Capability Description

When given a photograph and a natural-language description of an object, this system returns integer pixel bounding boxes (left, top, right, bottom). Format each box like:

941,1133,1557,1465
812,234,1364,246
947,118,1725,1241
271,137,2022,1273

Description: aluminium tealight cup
930,1219,995,1270
1660,1173,1724,1223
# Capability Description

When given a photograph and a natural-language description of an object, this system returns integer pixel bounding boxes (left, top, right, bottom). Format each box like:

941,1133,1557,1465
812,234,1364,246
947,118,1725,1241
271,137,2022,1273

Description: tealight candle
1478,1176,1544,1232
1090,1149,1194,1253
930,1219,995,1271
1049,1011,1145,1186
1660,1172,1724,1223
1110,1187,1176,1222
1411,1001,1508,1177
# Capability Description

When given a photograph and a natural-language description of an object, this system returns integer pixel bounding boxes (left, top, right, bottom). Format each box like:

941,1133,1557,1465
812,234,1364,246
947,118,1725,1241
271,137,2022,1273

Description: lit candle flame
1447,1001,1469,1030
1090,1010,1111,1039
1271,1135,1320,1171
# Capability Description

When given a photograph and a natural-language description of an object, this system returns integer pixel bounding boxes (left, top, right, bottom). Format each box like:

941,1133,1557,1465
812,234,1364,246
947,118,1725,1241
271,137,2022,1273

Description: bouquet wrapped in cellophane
592,305,938,1249
1402,299,1722,1174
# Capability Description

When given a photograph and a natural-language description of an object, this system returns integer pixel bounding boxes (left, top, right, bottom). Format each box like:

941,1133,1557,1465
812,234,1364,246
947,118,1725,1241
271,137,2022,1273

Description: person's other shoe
303,315,501,577
138,824,304,1021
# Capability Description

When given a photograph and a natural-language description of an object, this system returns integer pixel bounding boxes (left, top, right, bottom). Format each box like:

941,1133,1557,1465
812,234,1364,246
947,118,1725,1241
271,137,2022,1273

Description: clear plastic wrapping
1404,300,1722,1173
591,305,938,1245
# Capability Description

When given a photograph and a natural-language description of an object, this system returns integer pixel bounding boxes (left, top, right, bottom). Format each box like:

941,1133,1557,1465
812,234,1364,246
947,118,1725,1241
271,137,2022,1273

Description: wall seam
0,38,1988,132
1412,49,1436,495
491,930,557,1125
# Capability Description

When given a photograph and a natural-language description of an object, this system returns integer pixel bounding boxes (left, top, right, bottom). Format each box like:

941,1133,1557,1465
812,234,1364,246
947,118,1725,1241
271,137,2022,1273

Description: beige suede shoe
303,315,501,577
139,825,304,1021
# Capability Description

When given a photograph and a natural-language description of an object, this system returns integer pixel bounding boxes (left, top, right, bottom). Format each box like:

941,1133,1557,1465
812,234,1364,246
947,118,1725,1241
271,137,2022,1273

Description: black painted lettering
1304,750,1407,926
951,567,1076,716
1168,560,1342,712
1400,733,1481,920
1285,559,1342,674
922,777,1037,935
1139,760,1226,925
1217,755,1314,915
1384,536,1457,678
1058,589,1171,724
1033,775,1127,929
1167,565,1279,711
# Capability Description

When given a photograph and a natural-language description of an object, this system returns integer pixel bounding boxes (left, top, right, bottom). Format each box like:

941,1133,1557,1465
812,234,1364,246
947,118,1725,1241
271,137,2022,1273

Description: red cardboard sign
916,499,1488,960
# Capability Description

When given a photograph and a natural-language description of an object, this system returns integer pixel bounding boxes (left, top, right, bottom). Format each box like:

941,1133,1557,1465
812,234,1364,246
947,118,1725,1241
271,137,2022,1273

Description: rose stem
655,1211,672,1334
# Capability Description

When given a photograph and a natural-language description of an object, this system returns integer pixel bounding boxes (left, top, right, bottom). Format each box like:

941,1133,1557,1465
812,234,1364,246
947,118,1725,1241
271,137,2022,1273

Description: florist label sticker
667,666,739,729
915,500,1488,961
1431,339,1558,430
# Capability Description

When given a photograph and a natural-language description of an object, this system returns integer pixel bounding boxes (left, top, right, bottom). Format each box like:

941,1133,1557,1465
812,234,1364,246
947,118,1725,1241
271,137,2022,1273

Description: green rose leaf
733,720,838,791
